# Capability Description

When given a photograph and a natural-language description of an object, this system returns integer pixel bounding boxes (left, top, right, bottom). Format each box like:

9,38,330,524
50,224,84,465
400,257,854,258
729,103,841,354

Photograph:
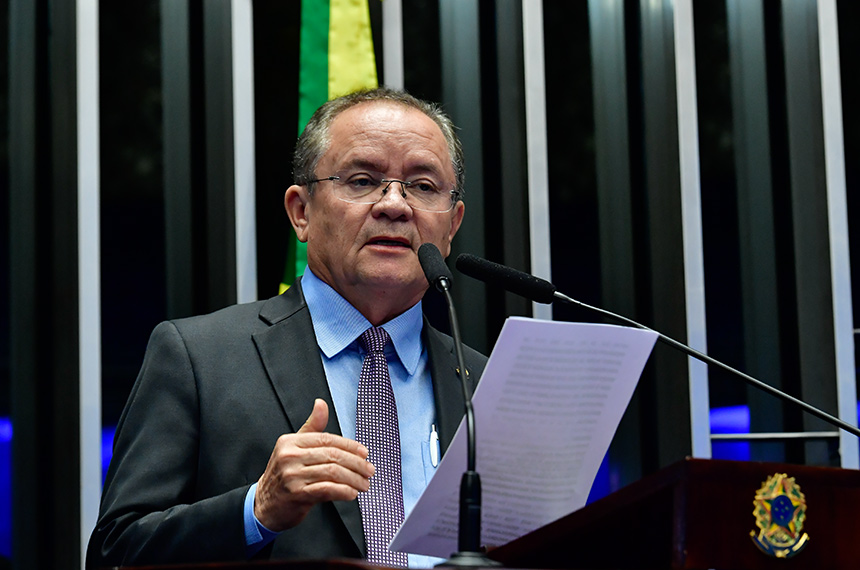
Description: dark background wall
3,1,860,568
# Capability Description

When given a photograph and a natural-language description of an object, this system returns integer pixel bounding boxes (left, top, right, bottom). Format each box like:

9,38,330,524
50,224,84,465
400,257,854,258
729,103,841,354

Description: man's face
286,101,465,323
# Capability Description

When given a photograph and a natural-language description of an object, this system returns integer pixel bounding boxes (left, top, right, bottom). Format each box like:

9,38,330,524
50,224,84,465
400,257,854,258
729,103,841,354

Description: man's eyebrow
341,158,385,173
407,163,444,176
340,157,447,179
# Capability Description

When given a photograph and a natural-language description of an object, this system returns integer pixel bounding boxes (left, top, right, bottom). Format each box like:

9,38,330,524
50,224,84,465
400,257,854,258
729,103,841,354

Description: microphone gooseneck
455,253,860,439
418,245,500,567
419,244,474,472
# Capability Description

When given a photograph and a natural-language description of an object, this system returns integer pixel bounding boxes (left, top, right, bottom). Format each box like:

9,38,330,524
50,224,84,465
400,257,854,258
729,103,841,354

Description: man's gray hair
293,87,465,198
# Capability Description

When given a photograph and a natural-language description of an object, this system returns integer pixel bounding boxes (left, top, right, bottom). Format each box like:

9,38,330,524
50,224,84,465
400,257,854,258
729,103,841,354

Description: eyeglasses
304,173,461,213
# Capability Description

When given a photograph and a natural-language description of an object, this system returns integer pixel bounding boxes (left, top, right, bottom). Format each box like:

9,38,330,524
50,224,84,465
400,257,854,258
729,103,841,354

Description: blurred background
3,0,860,568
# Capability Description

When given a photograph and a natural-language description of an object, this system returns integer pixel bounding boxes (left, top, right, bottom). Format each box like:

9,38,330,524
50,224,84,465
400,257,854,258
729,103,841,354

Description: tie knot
359,327,390,354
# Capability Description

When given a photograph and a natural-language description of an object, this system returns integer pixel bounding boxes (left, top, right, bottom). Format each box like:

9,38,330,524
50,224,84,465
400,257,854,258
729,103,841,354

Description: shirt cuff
244,482,281,557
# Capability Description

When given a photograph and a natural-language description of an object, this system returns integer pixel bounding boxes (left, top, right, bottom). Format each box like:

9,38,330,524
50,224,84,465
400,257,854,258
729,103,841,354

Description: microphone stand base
436,551,503,567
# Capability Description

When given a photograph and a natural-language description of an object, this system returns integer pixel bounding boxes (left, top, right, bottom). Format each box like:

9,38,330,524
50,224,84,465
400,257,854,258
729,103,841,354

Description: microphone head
418,243,453,291
455,253,557,304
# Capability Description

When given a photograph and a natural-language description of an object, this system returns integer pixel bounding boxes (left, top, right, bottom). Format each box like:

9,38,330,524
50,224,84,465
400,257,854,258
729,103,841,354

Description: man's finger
298,398,329,434
289,445,375,478
292,462,373,494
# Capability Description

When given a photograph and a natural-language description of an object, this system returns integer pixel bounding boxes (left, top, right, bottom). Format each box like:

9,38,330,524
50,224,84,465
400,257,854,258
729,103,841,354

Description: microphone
419,243,453,292
418,244,499,567
456,253,556,304
455,253,860,439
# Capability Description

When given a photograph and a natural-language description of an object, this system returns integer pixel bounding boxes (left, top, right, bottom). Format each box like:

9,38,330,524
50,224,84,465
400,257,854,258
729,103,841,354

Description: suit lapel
424,322,470,455
252,281,366,557
252,282,341,436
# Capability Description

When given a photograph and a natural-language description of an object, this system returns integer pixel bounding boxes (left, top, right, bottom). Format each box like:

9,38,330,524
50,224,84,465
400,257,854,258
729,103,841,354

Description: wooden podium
116,459,860,570
488,457,860,569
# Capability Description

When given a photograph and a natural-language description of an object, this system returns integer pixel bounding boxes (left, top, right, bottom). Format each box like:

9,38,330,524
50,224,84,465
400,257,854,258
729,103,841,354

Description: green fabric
293,241,308,283
298,0,330,136
283,0,329,290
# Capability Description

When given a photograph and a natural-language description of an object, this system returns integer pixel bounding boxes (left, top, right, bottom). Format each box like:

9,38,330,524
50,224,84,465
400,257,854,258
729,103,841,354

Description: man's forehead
331,100,435,135
324,101,454,175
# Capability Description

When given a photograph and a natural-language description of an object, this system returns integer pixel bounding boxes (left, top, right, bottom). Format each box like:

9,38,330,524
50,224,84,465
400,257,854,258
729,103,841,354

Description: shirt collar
300,267,424,375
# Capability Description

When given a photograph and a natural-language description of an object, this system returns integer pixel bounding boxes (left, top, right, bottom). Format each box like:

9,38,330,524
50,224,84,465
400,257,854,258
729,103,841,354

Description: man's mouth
368,238,410,247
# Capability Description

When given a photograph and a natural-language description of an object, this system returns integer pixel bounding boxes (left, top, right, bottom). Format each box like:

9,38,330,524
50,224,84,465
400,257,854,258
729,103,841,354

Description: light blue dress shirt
245,268,443,567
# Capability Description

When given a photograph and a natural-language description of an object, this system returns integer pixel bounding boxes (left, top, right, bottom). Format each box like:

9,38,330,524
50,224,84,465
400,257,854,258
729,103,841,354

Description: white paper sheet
390,317,658,558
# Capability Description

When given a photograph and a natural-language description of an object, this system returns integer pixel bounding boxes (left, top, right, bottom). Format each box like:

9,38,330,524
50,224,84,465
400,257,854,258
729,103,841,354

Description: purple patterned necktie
355,327,408,568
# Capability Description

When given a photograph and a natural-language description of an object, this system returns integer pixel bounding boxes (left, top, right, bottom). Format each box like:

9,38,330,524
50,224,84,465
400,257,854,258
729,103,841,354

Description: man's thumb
298,398,329,433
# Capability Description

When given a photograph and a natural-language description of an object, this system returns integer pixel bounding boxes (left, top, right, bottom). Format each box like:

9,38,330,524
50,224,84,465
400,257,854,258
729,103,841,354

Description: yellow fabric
328,0,378,98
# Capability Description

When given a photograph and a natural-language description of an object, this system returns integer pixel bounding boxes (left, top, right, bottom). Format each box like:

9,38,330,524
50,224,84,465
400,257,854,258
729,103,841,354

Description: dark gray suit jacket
86,281,486,567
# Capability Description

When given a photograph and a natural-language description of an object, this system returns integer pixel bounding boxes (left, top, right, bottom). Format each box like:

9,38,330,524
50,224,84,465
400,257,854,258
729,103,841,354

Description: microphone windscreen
455,253,557,304
418,243,453,287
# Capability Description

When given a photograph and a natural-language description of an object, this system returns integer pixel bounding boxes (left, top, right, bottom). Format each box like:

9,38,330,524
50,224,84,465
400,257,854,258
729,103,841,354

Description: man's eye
410,180,439,193
348,177,378,188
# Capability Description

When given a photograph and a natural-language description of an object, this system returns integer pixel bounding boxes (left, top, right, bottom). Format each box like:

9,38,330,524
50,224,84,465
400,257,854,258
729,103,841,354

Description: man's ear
443,201,466,256
285,185,310,243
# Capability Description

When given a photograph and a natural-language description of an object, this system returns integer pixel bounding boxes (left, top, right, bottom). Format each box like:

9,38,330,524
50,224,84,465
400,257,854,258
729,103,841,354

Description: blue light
710,405,751,461
0,418,117,559
102,425,116,482
586,450,610,504
0,418,10,559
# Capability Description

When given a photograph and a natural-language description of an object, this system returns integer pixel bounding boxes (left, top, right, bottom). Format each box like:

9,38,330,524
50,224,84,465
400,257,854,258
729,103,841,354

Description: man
87,88,486,567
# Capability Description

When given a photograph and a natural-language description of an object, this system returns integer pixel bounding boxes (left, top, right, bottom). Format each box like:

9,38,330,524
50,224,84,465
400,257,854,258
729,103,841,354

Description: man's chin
358,269,425,297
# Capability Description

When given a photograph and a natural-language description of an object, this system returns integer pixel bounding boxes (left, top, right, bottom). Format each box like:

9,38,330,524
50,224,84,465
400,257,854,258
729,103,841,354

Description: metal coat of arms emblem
750,472,809,558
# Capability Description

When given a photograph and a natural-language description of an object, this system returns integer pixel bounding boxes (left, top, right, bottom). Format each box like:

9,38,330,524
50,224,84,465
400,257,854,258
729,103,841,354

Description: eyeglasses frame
303,175,461,213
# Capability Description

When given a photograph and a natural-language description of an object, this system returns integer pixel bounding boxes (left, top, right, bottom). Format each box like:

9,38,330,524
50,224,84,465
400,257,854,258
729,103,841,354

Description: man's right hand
254,398,374,532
